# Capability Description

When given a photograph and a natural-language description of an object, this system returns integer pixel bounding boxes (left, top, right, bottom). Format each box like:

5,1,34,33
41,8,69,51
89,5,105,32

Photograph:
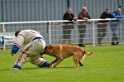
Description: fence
0,0,124,22
0,32,15,50
0,18,124,48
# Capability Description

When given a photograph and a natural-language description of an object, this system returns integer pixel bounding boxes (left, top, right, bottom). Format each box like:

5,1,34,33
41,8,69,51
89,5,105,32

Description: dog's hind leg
73,52,81,67
79,61,83,66
79,54,85,66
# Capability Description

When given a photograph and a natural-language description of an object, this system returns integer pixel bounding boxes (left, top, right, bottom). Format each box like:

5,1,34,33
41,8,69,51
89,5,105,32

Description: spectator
61,7,77,44
97,9,114,45
110,8,124,45
78,7,91,47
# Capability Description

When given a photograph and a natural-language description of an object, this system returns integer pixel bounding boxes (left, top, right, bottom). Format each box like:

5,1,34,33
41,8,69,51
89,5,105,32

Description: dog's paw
50,64,56,68
50,65,54,68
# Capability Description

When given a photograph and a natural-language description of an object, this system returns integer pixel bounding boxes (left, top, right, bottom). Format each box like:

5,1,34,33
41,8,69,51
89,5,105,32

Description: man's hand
11,44,20,56
73,17,77,21
83,17,88,21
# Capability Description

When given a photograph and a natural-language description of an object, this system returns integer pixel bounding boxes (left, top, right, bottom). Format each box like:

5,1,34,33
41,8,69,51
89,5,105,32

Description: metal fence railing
0,18,124,47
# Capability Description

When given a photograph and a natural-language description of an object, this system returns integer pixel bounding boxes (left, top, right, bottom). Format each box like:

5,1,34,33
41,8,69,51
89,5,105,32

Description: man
78,7,91,47
110,8,124,45
97,9,114,45
62,7,77,44
11,29,50,70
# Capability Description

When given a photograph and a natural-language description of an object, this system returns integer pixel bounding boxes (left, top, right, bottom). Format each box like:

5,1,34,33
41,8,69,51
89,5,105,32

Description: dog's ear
48,44,54,50
45,45,54,54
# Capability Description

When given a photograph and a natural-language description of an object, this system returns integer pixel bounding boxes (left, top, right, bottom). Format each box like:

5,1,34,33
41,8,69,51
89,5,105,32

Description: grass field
0,45,124,82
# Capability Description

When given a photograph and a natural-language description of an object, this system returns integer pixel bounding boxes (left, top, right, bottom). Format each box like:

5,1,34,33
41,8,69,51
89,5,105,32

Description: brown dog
43,44,92,68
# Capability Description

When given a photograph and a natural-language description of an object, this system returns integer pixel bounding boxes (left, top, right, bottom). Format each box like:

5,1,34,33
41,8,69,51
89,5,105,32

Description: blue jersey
110,11,123,27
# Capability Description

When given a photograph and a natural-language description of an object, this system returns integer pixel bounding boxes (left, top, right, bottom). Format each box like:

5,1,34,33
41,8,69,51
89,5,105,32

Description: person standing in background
97,9,114,45
78,7,91,47
110,8,124,45
62,7,77,44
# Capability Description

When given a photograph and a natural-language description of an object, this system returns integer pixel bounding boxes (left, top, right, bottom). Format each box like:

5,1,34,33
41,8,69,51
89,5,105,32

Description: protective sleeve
11,34,24,56
11,44,20,55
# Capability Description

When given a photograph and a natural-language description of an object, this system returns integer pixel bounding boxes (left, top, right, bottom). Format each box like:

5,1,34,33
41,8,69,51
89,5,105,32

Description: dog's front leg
50,58,63,68
50,59,57,66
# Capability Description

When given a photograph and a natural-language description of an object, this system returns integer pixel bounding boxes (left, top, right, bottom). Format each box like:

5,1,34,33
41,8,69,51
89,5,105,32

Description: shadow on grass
0,68,11,71
0,66,81,71
0,67,48,71
22,66,77,70
54,66,78,69
22,67,50,70
22,66,83,70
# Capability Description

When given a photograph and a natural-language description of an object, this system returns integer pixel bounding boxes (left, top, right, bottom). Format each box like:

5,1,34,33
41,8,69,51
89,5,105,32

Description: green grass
0,45,124,82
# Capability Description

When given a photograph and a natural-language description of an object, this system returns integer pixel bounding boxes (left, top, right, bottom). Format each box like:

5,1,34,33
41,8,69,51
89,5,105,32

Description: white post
2,24,6,50
48,21,51,44
2,24,5,33
92,21,96,46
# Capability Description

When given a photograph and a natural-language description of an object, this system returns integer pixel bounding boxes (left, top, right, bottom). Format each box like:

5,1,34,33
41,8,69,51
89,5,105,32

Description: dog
43,44,92,68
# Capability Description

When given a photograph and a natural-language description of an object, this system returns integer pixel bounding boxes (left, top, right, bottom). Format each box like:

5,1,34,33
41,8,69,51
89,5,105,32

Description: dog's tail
84,50,92,56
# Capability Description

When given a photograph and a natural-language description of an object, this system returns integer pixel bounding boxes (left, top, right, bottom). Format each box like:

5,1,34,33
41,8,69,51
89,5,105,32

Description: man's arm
71,13,77,20
109,14,114,18
112,13,123,19
63,13,73,20
11,43,20,56
11,35,24,56
100,13,106,19
78,12,83,19
87,13,91,19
